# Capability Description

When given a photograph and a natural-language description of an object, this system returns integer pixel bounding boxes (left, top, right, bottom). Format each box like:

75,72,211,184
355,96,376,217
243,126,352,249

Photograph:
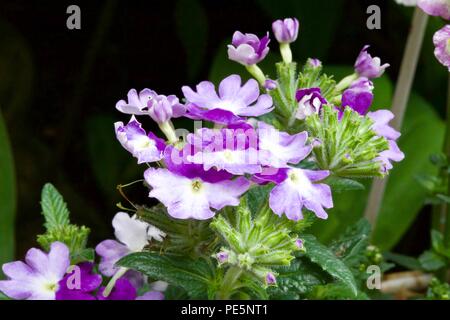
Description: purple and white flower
418,0,450,20
257,121,312,168
115,89,186,124
182,75,273,125
115,116,166,164
355,45,390,79
186,127,262,175
295,88,327,120
272,18,299,44
433,25,450,71
0,242,70,300
144,162,250,220
267,168,333,221
341,77,374,115
227,31,270,66
96,212,165,277
97,278,164,300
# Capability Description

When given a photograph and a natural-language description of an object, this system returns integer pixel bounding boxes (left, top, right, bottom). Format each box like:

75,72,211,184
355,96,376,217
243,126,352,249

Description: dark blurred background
0,0,447,259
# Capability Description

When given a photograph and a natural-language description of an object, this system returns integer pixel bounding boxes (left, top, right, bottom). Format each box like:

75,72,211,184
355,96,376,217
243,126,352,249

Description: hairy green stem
216,266,243,300
364,8,428,226
246,64,266,86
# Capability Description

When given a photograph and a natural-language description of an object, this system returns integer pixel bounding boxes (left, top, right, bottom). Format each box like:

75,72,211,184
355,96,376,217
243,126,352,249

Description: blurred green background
0,0,447,267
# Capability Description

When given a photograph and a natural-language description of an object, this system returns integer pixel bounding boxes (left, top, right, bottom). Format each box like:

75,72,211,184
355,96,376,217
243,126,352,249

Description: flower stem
102,267,128,298
246,64,266,86
335,73,358,92
159,121,178,144
279,43,293,64
216,266,243,300
364,8,428,226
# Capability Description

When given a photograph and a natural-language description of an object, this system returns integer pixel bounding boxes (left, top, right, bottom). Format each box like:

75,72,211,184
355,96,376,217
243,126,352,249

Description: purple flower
115,89,186,124
341,77,374,115
0,242,70,300
186,127,262,175
367,110,405,172
418,0,450,19
367,110,401,141
98,278,136,300
307,58,322,69
295,239,304,250
216,252,229,264
227,31,270,66
267,168,333,221
295,88,327,120
272,18,299,44
264,79,278,90
257,121,312,168
55,263,102,300
433,25,450,72
377,140,405,173
182,75,273,125
355,45,390,79
115,116,166,164
136,291,165,300
96,212,165,277
265,273,277,285
144,166,250,220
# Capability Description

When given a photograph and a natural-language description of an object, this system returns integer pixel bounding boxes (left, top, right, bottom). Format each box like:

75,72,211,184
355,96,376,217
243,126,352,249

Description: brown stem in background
364,9,428,225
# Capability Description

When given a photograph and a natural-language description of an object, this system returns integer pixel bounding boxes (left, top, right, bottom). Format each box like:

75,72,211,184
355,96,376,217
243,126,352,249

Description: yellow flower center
191,180,203,192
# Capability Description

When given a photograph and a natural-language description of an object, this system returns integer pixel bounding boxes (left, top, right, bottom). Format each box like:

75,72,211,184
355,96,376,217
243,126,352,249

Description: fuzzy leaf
118,252,218,299
40,183,70,230
302,234,358,297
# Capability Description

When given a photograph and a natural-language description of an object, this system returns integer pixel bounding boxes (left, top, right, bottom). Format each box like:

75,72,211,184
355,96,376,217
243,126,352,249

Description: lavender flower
257,121,312,168
418,0,450,20
433,25,450,71
355,45,390,79
263,168,333,221
216,252,229,264
307,58,322,69
368,110,405,172
265,272,277,285
0,242,70,300
144,166,250,220
227,31,270,66
341,77,374,115
295,88,327,120
96,212,165,277
272,18,299,44
186,127,263,175
115,89,186,124
182,75,273,125
115,116,166,164
264,79,278,90
55,262,102,300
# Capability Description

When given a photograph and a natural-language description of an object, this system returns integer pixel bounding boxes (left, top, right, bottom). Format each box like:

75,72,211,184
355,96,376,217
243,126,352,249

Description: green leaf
0,110,16,275
40,183,70,230
329,219,371,267
302,234,358,297
419,250,447,271
245,184,272,214
268,258,330,300
324,176,365,193
118,252,219,299
383,252,422,270
308,283,370,300
175,0,208,80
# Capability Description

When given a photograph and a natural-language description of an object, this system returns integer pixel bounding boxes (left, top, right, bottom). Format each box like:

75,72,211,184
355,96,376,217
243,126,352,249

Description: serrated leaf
268,258,330,300
302,234,358,297
40,183,70,230
118,252,218,299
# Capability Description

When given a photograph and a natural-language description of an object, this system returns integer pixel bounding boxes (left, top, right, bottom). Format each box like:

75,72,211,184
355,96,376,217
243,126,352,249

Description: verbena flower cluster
0,17,404,300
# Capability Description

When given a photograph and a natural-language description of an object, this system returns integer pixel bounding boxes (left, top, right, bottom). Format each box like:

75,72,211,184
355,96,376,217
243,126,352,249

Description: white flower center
191,180,203,193
134,136,156,151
